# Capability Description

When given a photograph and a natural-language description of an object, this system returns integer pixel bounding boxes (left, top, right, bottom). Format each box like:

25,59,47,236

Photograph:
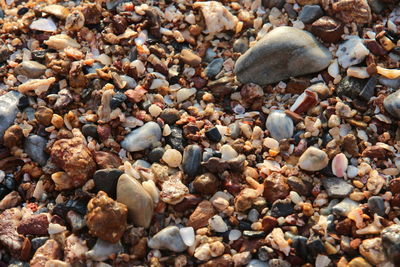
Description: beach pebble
162,149,182,168
266,110,294,141
298,147,329,171
148,226,187,252
336,37,370,68
121,122,161,152
0,91,22,140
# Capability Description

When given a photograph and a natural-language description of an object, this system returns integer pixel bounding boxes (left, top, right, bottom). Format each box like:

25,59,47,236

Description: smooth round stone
30,18,57,32
166,126,185,152
298,5,323,24
336,76,367,99
332,198,359,216
0,91,22,139
298,147,329,171
368,196,385,216
160,108,180,125
116,174,154,228
182,144,202,177
384,90,400,119
110,92,127,109
24,135,49,166
265,110,294,141
120,75,136,89
148,226,187,252
179,226,195,246
162,149,182,168
233,38,249,54
205,58,224,78
82,124,98,139
234,26,331,85
15,61,47,78
121,122,162,152
229,229,242,241
148,147,165,163
382,224,400,263
93,169,123,199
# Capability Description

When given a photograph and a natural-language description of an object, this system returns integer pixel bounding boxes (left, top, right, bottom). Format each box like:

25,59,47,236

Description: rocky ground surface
1,0,400,266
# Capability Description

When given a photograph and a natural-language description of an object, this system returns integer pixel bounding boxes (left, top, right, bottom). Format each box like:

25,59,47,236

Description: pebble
205,58,224,78
347,257,372,267
3,125,23,148
148,147,165,163
331,153,348,177
121,122,162,152
229,229,242,241
381,224,400,264
179,227,195,246
30,239,61,267
332,0,372,24
322,177,354,198
177,88,196,103
247,260,268,267
384,90,400,119
188,200,215,229
220,144,238,161
162,149,182,168
82,124,98,139
180,49,202,66
35,106,53,126
166,126,185,152
263,172,290,202
298,5,324,24
233,38,249,54
110,92,127,109
41,4,70,19
367,196,385,216
235,26,331,85
15,61,47,78
205,127,222,142
160,108,180,124
30,18,57,32
17,214,49,236
336,76,367,99
148,226,187,252
270,199,294,218
298,147,329,171
117,174,154,228
86,191,127,243
266,110,294,141
182,144,202,177
360,237,387,265
193,173,219,195
0,91,22,140
86,239,123,261
93,169,123,199
24,135,49,166
332,197,359,216
336,37,370,68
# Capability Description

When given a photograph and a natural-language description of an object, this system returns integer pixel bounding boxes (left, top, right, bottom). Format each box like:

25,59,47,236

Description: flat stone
235,26,331,85
332,198,359,216
117,174,154,228
15,61,47,78
322,177,354,198
148,226,187,252
93,169,123,199
0,91,22,140
24,135,49,166
336,76,368,99
270,199,294,218
336,37,369,68
121,122,162,152
205,58,224,78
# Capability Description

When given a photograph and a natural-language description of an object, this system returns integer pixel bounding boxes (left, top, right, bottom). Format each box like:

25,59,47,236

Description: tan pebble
350,192,365,201
162,149,182,168
353,180,364,189
325,242,338,255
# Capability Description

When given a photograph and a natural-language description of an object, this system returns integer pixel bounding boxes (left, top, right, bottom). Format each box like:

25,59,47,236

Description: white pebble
248,209,259,222
179,227,195,246
220,144,238,161
328,59,339,78
290,191,302,205
229,229,242,241
177,88,196,103
149,104,162,117
30,18,57,32
209,215,228,232
336,37,369,68
315,254,331,267
347,165,358,178
263,137,279,149
162,149,182,168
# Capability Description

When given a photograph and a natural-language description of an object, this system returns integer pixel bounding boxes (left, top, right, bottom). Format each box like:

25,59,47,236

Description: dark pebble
359,75,377,101
284,3,297,19
287,176,313,196
368,196,385,216
262,0,285,8
160,108,180,125
17,7,29,16
31,237,49,250
306,238,326,257
292,236,308,259
298,5,323,24
82,124,98,139
166,126,186,152
4,174,15,191
233,38,249,54
336,76,367,99
205,127,222,142
322,177,354,198
270,199,294,218
182,144,202,177
148,147,165,163
110,92,127,109
239,220,253,231
93,169,123,199
243,230,265,239
205,58,224,78
0,185,10,200
382,224,400,263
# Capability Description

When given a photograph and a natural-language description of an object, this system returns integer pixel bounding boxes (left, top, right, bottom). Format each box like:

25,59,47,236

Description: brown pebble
188,200,215,230
35,106,54,126
3,125,23,148
180,49,202,66
311,16,344,43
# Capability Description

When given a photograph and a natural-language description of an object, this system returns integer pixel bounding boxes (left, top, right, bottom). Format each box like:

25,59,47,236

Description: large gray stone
234,26,331,85
0,91,22,140
121,122,162,152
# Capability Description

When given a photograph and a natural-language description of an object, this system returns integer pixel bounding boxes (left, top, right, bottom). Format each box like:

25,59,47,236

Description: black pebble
82,124,98,139
110,92,127,109
270,199,294,218
4,174,15,190
148,147,165,163
17,7,29,16
205,127,222,142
